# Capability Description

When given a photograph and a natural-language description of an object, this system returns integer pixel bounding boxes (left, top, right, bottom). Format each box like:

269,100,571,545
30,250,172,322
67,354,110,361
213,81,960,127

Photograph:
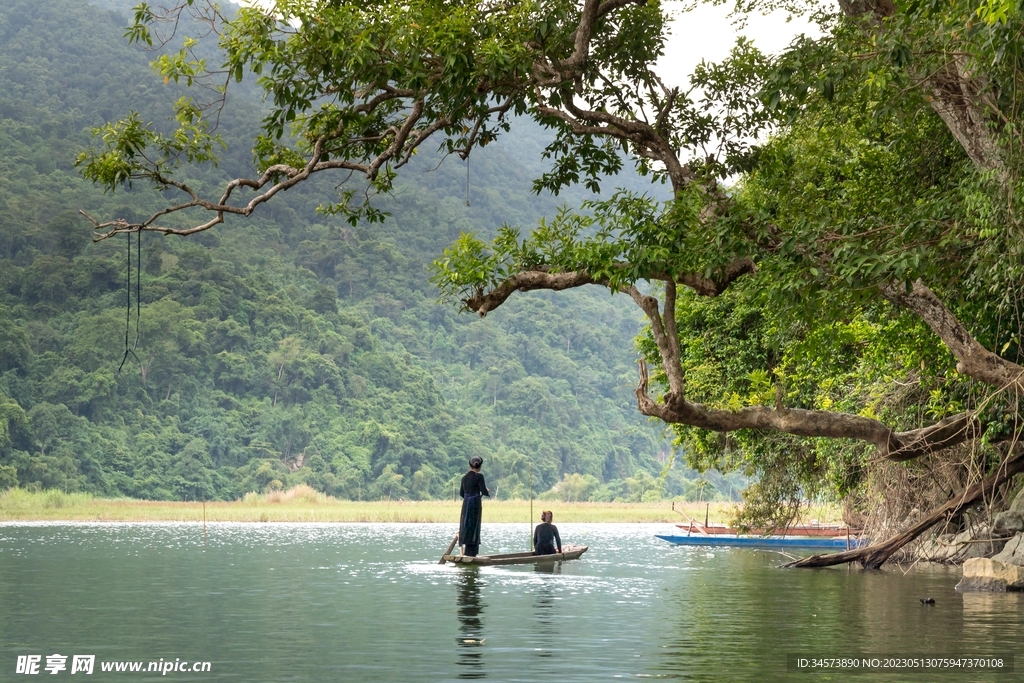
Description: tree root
787,451,1024,569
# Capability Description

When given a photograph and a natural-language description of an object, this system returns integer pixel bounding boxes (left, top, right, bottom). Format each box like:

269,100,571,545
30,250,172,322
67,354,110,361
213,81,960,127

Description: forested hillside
0,0,741,502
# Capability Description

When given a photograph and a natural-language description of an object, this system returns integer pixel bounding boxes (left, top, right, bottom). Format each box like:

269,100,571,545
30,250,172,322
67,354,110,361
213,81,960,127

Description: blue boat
656,534,865,550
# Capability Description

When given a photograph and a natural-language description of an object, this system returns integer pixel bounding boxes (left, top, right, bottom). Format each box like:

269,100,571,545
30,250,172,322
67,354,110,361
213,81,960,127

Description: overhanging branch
634,361,984,462
462,258,756,316
882,280,1024,392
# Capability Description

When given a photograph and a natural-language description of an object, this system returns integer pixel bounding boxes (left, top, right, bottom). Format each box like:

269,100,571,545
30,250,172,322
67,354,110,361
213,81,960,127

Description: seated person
532,510,562,555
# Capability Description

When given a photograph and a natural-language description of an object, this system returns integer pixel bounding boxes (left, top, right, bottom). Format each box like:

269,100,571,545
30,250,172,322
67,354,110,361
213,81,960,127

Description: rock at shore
916,527,1003,562
955,557,1024,592
992,510,1024,535
993,488,1024,535
992,533,1024,566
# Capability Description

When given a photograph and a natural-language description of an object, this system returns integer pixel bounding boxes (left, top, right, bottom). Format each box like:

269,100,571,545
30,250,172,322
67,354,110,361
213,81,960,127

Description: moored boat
675,522,861,538
657,534,865,550
443,544,589,566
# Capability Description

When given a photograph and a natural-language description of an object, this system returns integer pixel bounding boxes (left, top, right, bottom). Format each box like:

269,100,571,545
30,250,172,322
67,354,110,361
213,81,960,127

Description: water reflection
455,568,486,679
533,563,560,659
962,589,1024,654
962,590,1024,619
6,524,1024,683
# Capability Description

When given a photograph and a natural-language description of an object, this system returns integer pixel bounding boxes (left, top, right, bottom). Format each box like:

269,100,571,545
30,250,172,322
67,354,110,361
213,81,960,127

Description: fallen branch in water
787,450,1024,570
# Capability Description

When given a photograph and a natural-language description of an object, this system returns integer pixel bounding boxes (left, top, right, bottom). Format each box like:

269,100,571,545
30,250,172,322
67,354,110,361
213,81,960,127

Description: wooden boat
675,522,861,538
443,544,588,566
657,534,865,550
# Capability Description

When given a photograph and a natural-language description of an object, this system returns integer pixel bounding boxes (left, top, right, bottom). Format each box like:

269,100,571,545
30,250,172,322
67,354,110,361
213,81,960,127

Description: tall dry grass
0,486,842,524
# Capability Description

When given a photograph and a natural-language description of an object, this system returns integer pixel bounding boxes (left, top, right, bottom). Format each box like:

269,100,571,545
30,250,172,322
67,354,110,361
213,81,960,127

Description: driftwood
787,451,1024,569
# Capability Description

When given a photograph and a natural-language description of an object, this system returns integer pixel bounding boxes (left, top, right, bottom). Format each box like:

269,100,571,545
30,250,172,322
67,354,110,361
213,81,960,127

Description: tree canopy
75,0,1024,562
2,0,747,504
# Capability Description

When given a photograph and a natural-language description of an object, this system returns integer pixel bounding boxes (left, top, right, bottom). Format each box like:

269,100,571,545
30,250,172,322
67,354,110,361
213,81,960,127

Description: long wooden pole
439,533,459,564
529,462,534,552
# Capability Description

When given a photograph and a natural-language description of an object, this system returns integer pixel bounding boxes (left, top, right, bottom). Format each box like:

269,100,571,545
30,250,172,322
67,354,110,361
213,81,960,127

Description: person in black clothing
459,456,490,556
532,510,561,555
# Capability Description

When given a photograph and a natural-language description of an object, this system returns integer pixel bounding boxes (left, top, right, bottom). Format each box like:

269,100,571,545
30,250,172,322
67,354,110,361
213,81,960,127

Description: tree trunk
787,450,1024,569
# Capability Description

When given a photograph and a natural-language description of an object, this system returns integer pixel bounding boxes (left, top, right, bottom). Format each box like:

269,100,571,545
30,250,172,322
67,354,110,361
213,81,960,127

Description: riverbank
0,486,842,524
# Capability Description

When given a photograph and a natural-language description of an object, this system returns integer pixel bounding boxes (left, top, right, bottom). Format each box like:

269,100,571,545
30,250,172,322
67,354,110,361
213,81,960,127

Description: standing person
533,510,562,556
459,456,490,556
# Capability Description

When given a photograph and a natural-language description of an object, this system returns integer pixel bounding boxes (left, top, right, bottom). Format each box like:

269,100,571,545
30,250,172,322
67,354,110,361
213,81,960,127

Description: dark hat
469,456,483,469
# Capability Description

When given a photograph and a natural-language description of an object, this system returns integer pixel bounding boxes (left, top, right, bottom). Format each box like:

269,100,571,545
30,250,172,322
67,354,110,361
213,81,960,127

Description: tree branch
465,270,602,316
461,258,756,316
839,0,1006,178
627,285,686,396
635,360,983,461
925,58,1006,178
881,280,1024,392
462,264,988,463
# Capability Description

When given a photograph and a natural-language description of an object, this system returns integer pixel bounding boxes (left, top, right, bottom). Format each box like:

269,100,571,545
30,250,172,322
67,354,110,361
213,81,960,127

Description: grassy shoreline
0,486,841,525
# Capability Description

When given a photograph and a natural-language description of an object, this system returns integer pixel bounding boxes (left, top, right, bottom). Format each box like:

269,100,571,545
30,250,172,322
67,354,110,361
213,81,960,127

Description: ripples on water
1,522,1021,681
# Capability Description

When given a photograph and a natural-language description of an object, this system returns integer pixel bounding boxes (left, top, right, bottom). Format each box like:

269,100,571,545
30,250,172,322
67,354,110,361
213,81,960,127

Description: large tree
79,0,1024,566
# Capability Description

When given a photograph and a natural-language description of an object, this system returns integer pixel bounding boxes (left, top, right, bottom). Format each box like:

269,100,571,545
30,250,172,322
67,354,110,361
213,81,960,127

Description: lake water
1,522,1021,681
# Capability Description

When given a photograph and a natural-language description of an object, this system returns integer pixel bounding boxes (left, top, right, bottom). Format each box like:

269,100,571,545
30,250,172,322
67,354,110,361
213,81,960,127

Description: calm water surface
0,522,1021,682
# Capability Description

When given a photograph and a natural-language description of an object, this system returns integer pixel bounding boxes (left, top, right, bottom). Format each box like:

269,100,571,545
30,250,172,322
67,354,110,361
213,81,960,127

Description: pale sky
658,1,822,87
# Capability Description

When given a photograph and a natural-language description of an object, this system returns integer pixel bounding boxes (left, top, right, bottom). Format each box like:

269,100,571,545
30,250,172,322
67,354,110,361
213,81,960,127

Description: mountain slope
0,0,742,501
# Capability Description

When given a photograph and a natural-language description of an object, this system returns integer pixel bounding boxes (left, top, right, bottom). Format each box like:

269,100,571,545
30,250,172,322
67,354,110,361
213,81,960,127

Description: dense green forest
0,0,743,502
47,0,1024,571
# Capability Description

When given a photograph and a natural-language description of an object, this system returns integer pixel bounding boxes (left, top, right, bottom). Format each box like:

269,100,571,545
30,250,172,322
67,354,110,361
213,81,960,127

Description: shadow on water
455,568,486,679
